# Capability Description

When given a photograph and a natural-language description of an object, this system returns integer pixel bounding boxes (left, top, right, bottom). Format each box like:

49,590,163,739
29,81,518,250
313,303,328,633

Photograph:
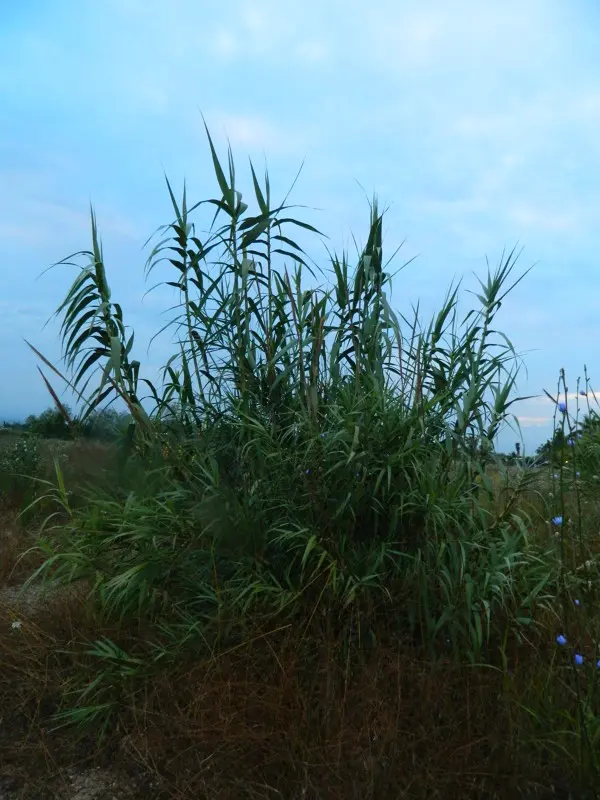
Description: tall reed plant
21,127,558,721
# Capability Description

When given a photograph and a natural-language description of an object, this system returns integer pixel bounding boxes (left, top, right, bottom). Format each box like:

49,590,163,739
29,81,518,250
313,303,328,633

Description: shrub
25,407,72,439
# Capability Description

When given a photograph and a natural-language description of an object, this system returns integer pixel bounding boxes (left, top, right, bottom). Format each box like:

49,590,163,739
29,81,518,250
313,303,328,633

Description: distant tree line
0,406,133,441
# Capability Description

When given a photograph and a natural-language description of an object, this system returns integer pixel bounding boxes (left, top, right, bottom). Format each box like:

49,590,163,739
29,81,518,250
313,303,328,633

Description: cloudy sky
1,0,599,453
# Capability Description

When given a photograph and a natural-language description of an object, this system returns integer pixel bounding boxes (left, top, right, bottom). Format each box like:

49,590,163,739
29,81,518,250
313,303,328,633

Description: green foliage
25,406,73,439
78,407,132,441
28,128,535,650
537,426,572,465
20,405,129,442
575,411,600,479
18,127,600,793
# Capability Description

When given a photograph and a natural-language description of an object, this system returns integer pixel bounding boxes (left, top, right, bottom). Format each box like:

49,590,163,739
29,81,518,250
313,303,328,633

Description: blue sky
1,0,599,453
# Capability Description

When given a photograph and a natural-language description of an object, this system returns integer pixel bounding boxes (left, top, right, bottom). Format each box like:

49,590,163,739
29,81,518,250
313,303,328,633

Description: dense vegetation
2,129,600,798
1,406,130,441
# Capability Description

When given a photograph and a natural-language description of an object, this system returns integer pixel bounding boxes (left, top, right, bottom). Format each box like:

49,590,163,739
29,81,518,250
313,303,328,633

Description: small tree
25,406,73,439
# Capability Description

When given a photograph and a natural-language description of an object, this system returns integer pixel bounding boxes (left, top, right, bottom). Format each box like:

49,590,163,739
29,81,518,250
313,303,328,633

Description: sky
1,0,600,454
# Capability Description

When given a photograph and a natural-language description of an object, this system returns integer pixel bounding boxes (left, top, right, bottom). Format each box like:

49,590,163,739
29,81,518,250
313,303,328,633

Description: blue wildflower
557,634,567,646
580,390,587,396
567,438,574,446
575,653,584,666
553,473,559,480
574,598,580,606
597,659,600,669
558,402,567,413
576,471,581,478
552,516,563,526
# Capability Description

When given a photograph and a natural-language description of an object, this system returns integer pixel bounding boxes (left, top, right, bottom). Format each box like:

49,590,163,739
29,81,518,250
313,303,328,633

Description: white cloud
211,28,239,59
118,76,171,115
294,39,330,64
362,0,568,75
0,223,35,241
510,391,600,432
506,205,581,234
516,415,553,428
362,8,447,69
239,6,270,37
202,112,309,155
0,162,142,255
0,192,141,248
109,0,333,68
0,301,46,322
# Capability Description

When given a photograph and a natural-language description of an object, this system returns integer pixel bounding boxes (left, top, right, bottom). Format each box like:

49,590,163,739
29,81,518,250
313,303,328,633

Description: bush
25,407,72,439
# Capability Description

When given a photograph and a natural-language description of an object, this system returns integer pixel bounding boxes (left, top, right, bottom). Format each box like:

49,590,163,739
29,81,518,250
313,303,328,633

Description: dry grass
0,555,573,799
0,512,43,587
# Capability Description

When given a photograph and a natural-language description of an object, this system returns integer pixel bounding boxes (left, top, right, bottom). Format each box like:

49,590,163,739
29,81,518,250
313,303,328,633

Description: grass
2,127,600,797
